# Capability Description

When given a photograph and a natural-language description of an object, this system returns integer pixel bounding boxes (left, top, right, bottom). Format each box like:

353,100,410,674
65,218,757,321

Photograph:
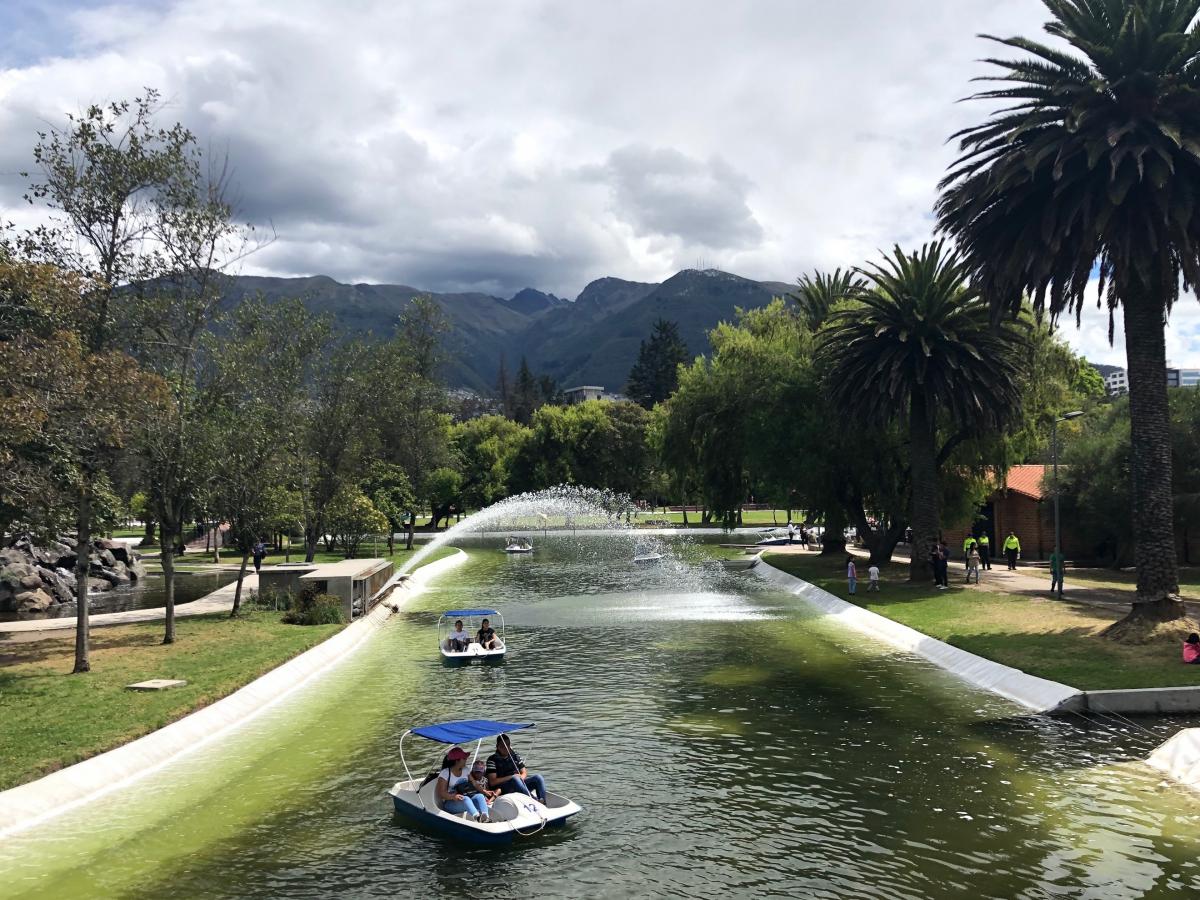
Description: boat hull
389,782,581,846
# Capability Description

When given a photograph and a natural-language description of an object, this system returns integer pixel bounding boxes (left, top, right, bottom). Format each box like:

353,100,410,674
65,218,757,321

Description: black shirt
486,750,524,781
478,626,496,644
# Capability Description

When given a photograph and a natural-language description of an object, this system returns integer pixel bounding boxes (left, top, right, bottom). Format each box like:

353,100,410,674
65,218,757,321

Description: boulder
15,589,54,613
18,573,41,590
0,561,36,592
99,540,133,565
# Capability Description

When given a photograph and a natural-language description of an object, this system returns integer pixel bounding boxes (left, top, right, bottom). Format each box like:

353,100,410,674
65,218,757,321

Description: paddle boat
633,546,664,564
503,536,534,554
388,719,583,845
439,609,506,663
755,527,794,546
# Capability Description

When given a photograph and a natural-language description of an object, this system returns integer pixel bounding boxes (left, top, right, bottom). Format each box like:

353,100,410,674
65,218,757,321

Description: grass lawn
763,552,1200,693
0,611,343,791
1063,566,1200,599
636,509,797,527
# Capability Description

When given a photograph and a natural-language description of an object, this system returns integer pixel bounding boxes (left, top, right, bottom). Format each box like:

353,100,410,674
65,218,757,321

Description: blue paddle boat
388,720,583,845
439,608,506,663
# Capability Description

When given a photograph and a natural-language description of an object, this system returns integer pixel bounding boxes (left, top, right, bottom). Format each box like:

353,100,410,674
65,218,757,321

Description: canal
2,539,1198,898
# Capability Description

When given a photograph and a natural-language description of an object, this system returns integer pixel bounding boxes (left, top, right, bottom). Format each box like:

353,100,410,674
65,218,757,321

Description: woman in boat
477,618,500,650
437,747,490,822
486,734,548,803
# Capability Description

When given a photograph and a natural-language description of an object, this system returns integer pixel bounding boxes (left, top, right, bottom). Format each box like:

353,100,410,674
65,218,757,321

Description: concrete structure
1148,728,1200,793
562,385,604,404
1055,687,1200,716
1104,365,1199,395
257,559,394,621
755,559,1079,712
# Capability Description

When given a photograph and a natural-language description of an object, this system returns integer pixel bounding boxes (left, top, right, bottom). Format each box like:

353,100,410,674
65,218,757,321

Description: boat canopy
441,609,499,617
411,719,534,744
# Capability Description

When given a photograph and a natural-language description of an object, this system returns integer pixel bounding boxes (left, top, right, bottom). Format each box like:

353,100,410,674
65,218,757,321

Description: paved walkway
0,573,257,641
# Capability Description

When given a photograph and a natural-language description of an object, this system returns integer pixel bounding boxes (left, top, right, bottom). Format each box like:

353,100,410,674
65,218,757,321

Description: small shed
258,558,395,620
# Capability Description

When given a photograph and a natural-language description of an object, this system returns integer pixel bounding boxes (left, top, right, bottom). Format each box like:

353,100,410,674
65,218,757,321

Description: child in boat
1184,634,1200,664
468,760,500,803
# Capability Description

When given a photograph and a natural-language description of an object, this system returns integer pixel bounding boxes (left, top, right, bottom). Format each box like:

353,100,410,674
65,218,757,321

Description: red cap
446,747,469,761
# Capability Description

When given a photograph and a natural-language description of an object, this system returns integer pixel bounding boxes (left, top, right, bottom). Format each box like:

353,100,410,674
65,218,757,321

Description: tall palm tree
818,243,1026,581
789,268,866,331
936,0,1200,626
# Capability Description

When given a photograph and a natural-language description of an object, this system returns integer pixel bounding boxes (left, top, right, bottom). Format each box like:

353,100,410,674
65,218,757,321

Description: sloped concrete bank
0,549,467,839
1148,728,1200,792
755,559,1079,713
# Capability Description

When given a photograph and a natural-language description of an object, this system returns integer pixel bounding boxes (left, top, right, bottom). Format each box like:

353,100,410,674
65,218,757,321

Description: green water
2,539,1200,898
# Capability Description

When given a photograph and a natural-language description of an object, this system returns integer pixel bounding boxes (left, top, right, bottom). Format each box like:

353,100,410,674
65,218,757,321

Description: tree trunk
820,507,848,556
908,393,940,582
72,478,92,674
161,521,177,644
388,530,395,556
231,550,250,617
143,518,156,545
681,504,688,527
1110,292,1184,625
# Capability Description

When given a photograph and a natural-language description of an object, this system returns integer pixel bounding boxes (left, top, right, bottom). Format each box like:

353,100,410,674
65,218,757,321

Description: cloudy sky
2,0,1199,367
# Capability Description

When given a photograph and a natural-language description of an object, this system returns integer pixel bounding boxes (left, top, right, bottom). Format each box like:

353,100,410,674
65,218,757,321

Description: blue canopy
441,609,498,617
411,719,534,744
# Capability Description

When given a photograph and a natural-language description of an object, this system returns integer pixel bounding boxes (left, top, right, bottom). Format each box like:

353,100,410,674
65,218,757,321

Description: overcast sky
2,0,1199,367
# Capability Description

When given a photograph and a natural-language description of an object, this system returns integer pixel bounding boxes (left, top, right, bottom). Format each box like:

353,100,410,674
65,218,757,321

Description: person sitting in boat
437,746,490,822
468,759,500,802
1184,633,1200,664
447,619,471,652
486,733,547,803
477,618,501,650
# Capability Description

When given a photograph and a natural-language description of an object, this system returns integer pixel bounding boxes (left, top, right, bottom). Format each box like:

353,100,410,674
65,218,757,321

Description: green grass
0,611,343,791
763,552,1200,692
1062,566,1200,599
636,509,798,527
141,544,461,573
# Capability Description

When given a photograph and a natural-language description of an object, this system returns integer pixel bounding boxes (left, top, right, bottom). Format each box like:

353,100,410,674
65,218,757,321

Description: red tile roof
1002,464,1047,500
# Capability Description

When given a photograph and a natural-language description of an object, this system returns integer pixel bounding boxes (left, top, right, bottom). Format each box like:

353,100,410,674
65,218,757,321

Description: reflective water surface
2,539,1199,899
0,571,239,622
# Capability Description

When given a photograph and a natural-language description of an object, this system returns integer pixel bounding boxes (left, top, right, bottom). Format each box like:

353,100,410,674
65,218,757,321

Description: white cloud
0,0,1197,364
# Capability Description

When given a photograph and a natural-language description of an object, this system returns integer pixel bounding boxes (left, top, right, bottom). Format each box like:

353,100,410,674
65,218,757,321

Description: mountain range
221,269,793,393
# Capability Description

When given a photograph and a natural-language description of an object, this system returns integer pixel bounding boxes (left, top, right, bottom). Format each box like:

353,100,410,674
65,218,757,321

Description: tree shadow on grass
0,629,165,668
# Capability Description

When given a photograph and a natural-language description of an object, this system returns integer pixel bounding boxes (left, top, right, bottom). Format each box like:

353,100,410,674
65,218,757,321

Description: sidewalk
0,573,257,640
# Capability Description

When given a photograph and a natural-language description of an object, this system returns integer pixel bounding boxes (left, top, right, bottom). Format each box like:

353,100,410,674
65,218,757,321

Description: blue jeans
1051,571,1063,592
500,773,547,802
848,577,856,594
444,794,489,818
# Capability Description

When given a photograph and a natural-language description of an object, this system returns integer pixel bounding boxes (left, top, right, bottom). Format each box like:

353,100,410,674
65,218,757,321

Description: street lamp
1052,410,1085,599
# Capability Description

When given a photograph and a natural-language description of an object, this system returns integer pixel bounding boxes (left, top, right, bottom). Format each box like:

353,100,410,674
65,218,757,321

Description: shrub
282,590,344,626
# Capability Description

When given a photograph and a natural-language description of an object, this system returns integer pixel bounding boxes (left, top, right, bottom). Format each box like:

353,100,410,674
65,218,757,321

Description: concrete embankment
754,559,1079,713
0,549,467,839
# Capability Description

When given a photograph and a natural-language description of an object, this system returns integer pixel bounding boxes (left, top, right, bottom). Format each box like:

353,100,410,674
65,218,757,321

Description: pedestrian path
0,573,257,639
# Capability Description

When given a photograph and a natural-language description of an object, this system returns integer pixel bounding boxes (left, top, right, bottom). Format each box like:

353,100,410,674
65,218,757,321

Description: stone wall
0,535,147,614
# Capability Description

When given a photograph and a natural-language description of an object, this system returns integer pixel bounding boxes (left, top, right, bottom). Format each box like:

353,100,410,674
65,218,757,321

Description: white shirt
438,767,471,793
868,566,880,581
450,628,470,644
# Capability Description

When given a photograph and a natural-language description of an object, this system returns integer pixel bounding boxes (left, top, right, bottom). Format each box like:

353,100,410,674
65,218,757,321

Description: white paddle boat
388,720,583,845
503,536,534,554
439,609,506,663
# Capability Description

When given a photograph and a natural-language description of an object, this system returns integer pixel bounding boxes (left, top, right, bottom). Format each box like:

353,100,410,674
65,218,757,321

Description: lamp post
1052,410,1085,599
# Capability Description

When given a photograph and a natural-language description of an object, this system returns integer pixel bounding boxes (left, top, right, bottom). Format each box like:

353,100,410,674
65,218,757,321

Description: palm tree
789,268,866,331
817,243,1026,581
936,0,1200,627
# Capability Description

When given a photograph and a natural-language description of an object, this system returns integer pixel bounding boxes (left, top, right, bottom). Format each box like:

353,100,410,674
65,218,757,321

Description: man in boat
486,733,547,803
477,618,501,650
447,619,472,652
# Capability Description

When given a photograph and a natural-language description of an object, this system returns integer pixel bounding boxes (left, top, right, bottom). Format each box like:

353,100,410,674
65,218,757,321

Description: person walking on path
846,556,858,595
252,540,267,574
965,546,981,584
787,521,796,545
1003,532,1021,570
1049,548,1065,596
978,533,991,570
867,564,880,592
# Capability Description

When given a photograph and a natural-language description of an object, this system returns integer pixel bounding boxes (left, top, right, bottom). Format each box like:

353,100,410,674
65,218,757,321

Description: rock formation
0,535,148,614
